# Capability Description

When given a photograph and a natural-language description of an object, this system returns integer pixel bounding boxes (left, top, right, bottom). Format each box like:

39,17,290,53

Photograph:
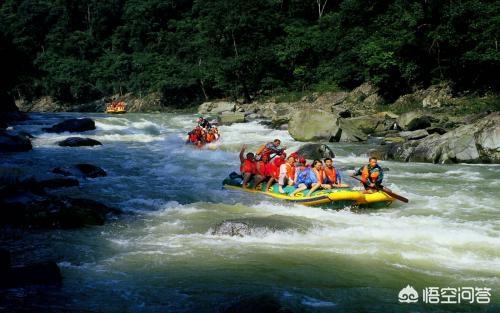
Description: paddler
256,139,286,161
278,155,296,194
350,157,384,190
323,158,342,188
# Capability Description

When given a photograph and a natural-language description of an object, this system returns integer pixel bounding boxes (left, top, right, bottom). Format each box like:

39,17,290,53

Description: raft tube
222,175,394,209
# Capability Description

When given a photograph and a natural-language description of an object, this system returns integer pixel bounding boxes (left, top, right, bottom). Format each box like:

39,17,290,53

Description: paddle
351,176,409,203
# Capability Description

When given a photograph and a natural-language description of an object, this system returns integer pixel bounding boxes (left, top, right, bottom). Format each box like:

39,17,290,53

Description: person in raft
278,155,296,194
290,159,331,197
256,139,286,160
323,158,343,187
239,144,256,189
350,157,384,190
197,116,212,130
264,153,287,192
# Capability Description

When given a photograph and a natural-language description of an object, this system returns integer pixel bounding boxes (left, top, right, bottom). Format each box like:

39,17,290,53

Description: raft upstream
222,175,395,209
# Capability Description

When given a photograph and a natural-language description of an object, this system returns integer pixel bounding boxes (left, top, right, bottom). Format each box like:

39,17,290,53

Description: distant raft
222,173,395,209
105,101,127,114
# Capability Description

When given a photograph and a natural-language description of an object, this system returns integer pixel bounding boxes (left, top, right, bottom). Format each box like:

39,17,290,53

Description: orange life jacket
240,159,256,174
313,168,323,184
361,165,379,184
206,133,215,143
324,166,337,184
269,158,283,179
285,163,295,180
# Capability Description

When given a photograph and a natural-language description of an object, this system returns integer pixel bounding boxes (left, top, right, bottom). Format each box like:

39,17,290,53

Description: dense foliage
1,0,499,107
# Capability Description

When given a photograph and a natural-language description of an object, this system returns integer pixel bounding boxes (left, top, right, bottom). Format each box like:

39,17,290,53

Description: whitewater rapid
1,112,498,312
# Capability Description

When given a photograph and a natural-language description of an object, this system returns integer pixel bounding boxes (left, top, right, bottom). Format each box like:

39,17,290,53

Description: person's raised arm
239,144,247,163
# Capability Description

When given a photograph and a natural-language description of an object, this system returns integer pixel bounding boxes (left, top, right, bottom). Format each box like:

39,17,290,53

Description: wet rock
2,261,62,287
52,164,107,178
0,193,121,229
396,111,432,131
426,127,447,135
0,130,32,152
212,221,251,237
218,112,246,125
75,164,107,178
288,109,338,142
58,137,102,147
43,118,95,133
382,136,406,144
398,129,429,140
295,143,335,160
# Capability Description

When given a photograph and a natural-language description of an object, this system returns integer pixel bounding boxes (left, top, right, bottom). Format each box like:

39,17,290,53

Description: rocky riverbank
197,83,499,164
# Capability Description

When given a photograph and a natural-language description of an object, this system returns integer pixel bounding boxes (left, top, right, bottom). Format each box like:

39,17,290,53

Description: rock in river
58,137,102,147
43,118,96,133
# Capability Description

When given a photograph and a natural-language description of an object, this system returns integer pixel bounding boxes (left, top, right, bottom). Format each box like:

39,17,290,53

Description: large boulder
396,111,432,131
340,115,385,134
43,118,96,133
58,137,102,147
0,131,32,152
288,109,338,141
294,144,335,160
198,101,236,114
218,112,246,125
334,119,368,142
395,113,500,163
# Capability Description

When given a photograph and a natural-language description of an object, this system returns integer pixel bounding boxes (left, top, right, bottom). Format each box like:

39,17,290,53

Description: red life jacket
240,159,256,174
361,165,379,184
269,158,284,179
324,166,337,184
188,133,198,143
255,160,268,176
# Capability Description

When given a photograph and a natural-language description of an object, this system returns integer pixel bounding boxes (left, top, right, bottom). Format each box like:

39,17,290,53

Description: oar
351,176,409,203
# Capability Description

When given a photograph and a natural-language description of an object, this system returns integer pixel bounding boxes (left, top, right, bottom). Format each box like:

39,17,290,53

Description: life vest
313,168,323,184
188,133,198,143
256,144,266,156
206,133,216,143
324,166,337,184
240,159,256,174
361,165,379,184
255,160,268,176
269,158,283,179
285,163,295,180
259,142,281,160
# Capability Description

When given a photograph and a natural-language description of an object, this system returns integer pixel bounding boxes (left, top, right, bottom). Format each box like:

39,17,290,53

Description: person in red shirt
239,144,256,189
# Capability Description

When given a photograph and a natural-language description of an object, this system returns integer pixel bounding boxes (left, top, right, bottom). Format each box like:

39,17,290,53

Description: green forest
1,0,499,108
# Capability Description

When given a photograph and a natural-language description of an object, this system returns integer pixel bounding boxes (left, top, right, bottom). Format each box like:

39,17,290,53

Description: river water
1,113,499,312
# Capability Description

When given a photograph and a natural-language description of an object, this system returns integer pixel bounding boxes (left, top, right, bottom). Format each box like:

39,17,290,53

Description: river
1,112,499,312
